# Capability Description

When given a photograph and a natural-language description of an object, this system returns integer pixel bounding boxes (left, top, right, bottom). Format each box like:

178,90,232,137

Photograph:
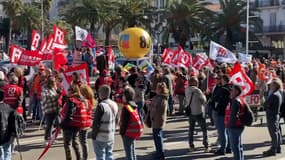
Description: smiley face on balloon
118,27,152,58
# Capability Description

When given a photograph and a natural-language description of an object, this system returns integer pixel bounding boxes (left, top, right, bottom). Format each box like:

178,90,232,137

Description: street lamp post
246,0,249,55
41,0,44,38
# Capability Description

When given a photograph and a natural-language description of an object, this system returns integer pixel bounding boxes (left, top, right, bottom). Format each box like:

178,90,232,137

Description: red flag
52,25,67,50
37,127,60,160
9,44,25,64
45,34,54,52
161,48,175,65
192,54,207,70
82,33,96,48
54,51,68,70
229,62,255,97
39,38,47,53
31,30,41,51
18,50,43,66
171,46,184,65
107,46,115,70
62,64,90,93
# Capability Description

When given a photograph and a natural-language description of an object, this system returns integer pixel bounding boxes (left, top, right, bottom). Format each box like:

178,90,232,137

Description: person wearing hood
119,86,143,160
147,82,169,160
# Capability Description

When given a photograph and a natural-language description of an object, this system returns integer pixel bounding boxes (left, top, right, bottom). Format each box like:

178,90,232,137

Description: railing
262,25,285,33
251,0,285,8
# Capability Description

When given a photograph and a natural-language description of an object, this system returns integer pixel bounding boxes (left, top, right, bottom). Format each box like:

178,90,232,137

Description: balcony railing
256,25,285,33
251,0,285,8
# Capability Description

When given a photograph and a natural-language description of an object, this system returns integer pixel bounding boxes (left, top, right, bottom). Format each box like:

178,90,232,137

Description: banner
52,25,68,50
209,41,237,63
31,30,41,51
245,90,260,106
238,53,252,64
75,26,88,41
161,46,192,68
18,50,43,66
229,62,255,97
62,63,90,93
123,63,135,72
107,46,115,70
45,34,54,52
9,44,25,64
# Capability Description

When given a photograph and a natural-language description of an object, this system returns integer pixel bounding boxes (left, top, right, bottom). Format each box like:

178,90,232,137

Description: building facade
252,0,285,58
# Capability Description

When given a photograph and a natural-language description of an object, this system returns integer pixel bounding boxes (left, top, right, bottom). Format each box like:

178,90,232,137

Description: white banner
209,41,237,63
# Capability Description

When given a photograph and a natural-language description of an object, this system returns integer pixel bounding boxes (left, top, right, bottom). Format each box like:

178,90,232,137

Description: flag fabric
229,62,255,97
52,25,68,50
39,38,47,53
238,53,252,64
123,63,135,72
209,41,237,63
257,63,277,83
54,51,68,70
37,127,61,160
9,44,25,64
62,63,90,93
161,48,175,65
18,50,43,66
75,26,88,41
107,46,115,70
138,59,154,75
192,54,208,71
45,34,54,53
31,30,41,51
81,33,96,48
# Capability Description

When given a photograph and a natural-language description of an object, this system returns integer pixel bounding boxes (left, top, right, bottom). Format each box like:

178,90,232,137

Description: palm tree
211,0,262,50
166,0,212,48
13,4,41,49
2,0,23,50
117,0,150,28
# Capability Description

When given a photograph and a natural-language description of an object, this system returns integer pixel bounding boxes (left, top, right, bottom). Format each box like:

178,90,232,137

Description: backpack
239,100,255,126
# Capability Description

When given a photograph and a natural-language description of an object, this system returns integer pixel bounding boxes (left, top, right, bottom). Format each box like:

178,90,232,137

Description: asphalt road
12,113,285,160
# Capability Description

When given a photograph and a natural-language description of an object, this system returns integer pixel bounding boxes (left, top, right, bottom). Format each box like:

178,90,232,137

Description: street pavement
13,113,285,160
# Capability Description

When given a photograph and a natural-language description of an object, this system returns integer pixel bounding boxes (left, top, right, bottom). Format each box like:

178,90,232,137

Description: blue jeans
177,95,185,113
228,127,244,160
122,135,136,160
93,140,114,160
0,142,12,160
136,101,145,124
152,128,164,158
216,115,230,152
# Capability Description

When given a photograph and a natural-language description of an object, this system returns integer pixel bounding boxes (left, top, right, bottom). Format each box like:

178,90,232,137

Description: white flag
75,26,88,41
238,53,252,64
209,41,237,64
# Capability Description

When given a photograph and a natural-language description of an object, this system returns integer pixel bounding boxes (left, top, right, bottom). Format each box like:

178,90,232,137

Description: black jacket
212,84,231,116
0,102,17,145
119,101,138,136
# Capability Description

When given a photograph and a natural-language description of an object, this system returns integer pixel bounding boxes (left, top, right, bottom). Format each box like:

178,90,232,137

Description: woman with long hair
61,84,86,160
79,84,96,160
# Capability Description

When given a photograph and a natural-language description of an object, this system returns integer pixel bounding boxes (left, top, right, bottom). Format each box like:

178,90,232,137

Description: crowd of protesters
0,48,284,160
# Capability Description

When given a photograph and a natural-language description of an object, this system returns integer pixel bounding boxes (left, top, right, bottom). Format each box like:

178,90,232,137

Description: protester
150,67,162,98
95,70,113,92
0,71,7,89
263,78,283,157
127,67,138,88
147,82,169,160
79,84,96,160
174,71,188,115
14,67,28,120
185,76,209,152
0,90,17,160
162,67,174,116
211,74,232,155
225,85,245,160
92,85,118,160
60,84,86,160
41,77,61,145
120,86,143,160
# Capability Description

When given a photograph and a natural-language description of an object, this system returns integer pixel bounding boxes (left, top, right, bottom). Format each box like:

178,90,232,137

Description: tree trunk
104,26,111,46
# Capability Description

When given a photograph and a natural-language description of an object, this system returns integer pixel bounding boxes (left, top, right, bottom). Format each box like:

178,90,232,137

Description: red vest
61,97,92,128
2,84,23,109
122,105,143,139
224,98,245,128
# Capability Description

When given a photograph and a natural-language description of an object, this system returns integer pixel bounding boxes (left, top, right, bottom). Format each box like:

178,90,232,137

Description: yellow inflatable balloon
118,27,152,58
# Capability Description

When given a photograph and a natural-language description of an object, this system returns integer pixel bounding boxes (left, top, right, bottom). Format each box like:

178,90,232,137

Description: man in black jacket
0,89,17,160
211,74,232,155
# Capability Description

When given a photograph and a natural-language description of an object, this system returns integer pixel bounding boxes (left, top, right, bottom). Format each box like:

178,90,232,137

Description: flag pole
246,0,249,55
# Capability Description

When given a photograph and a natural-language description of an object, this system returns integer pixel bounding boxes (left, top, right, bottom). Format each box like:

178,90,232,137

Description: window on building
270,12,277,31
